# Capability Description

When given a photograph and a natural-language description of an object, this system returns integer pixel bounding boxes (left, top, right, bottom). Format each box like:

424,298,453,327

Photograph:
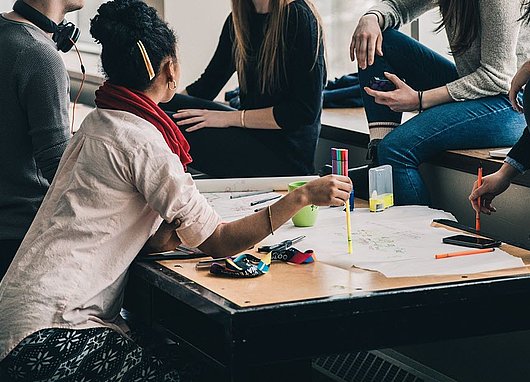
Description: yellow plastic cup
288,181,319,227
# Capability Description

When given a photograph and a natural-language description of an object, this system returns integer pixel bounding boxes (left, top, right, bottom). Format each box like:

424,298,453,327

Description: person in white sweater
0,1,351,380
351,0,529,205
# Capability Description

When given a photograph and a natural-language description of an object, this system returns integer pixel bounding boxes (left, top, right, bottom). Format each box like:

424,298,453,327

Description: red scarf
95,82,192,168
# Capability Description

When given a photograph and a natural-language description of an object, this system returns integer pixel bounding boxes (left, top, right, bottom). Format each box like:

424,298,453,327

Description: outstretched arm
199,175,351,258
141,175,352,258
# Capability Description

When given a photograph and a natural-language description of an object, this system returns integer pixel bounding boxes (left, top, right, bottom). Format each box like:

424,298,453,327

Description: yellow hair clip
137,40,155,81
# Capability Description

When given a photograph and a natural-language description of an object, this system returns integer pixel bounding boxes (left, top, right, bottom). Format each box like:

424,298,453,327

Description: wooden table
124,214,530,382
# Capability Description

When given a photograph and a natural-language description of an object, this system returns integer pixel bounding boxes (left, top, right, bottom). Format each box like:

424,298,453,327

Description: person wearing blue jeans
350,0,529,205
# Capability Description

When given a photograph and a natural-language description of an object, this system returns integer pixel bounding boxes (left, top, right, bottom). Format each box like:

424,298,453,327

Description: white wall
418,9,452,62
0,0,12,12
315,0,376,78
164,0,233,91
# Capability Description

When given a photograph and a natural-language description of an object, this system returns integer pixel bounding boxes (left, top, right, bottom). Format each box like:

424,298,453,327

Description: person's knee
381,28,407,52
376,137,396,164
377,136,415,166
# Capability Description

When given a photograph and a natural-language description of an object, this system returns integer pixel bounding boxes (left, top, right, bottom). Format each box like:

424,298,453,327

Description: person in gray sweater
0,0,84,279
351,0,529,205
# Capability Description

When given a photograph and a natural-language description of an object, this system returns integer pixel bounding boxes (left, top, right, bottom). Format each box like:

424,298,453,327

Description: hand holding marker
332,148,353,254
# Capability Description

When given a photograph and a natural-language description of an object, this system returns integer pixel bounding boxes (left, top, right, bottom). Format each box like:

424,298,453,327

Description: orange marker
435,247,494,259
476,164,483,232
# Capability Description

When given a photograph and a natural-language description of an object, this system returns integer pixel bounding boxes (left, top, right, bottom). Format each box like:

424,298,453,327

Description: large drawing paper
204,193,524,277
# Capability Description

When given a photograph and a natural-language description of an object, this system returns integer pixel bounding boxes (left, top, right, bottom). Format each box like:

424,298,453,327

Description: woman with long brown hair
350,0,529,205
162,0,326,178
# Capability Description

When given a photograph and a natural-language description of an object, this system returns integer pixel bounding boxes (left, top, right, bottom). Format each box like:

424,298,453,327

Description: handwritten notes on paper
257,206,525,277
200,180,525,278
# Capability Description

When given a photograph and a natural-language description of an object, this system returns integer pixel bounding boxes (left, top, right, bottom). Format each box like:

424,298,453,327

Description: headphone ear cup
54,22,80,53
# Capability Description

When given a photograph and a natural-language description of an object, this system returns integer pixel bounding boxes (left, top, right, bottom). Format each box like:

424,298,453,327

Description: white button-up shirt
0,109,221,360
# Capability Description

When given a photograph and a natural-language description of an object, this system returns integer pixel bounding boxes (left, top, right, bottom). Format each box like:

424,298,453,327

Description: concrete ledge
433,149,530,188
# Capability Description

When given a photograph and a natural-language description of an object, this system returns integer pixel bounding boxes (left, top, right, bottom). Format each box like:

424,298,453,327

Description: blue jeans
359,29,526,205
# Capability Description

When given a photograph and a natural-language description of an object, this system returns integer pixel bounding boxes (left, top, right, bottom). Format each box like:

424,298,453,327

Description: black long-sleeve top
186,0,326,174
506,128,530,172
506,82,530,173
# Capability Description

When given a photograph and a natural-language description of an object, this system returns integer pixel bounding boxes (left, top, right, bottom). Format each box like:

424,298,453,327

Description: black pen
250,195,281,206
230,190,274,199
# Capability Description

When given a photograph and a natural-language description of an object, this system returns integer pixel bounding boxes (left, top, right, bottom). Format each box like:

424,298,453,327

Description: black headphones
13,0,80,53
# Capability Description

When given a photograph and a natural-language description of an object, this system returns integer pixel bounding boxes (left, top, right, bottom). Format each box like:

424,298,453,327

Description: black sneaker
366,139,381,165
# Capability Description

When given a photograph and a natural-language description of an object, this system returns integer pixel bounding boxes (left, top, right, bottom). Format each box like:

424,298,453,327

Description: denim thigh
377,95,526,205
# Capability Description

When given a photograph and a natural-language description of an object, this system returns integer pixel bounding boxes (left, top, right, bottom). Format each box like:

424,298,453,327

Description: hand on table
509,60,530,113
364,72,419,112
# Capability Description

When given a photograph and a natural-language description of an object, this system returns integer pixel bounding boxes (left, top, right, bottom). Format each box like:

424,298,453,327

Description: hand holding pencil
469,164,518,215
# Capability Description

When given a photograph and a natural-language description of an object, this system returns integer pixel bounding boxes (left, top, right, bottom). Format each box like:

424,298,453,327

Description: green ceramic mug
288,181,319,227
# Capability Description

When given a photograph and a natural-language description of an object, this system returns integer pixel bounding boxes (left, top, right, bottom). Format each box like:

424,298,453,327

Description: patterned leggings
1,328,196,381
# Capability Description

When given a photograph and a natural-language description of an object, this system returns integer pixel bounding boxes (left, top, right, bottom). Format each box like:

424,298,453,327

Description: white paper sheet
195,176,318,193
255,206,525,277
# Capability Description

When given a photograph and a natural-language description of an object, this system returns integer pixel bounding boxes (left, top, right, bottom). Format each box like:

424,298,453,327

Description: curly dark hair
90,0,177,91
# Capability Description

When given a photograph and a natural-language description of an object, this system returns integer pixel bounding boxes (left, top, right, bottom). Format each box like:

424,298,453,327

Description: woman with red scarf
0,1,350,381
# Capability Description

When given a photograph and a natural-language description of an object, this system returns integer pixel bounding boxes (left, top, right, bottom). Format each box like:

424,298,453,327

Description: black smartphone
369,76,396,92
442,234,501,249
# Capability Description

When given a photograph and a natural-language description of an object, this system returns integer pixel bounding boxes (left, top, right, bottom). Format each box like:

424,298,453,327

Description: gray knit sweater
370,0,530,100
0,15,70,240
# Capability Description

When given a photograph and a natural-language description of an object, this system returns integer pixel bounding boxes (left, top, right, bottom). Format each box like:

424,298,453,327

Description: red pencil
476,164,483,232
435,247,494,259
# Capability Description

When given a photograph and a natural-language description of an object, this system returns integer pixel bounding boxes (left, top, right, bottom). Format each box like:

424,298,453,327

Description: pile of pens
331,148,353,254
